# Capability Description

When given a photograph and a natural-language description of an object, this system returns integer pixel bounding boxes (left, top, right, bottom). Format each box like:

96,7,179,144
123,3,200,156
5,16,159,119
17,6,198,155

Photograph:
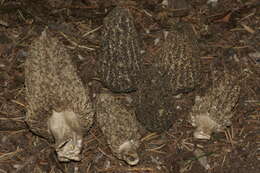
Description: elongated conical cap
25,29,94,139
98,7,142,92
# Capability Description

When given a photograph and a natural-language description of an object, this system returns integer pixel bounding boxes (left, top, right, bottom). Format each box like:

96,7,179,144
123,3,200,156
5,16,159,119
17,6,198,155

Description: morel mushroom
190,72,240,139
155,21,202,95
25,30,94,162
135,66,176,132
95,88,141,165
135,21,201,132
98,6,142,93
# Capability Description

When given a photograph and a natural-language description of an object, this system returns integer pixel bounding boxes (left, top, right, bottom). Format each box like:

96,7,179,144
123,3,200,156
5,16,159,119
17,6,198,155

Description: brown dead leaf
214,12,232,23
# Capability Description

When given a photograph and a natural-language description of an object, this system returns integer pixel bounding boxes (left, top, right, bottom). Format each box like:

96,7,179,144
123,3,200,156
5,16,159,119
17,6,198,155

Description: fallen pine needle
241,23,255,34
83,25,102,37
141,133,158,142
0,147,22,161
11,100,26,107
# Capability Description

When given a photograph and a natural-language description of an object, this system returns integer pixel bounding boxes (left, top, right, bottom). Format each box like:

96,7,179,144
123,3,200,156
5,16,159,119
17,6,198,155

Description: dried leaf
215,12,232,23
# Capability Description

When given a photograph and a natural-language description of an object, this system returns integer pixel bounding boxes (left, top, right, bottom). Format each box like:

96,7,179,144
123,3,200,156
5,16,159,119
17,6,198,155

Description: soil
0,0,259,173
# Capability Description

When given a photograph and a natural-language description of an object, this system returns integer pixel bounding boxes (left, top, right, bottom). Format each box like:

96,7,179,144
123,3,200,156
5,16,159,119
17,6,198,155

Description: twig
83,26,102,37
141,132,158,142
181,139,194,151
0,147,22,161
146,144,166,152
240,23,255,34
0,116,24,121
239,127,244,137
239,12,256,22
11,100,26,107
129,6,153,17
59,32,95,51
97,147,114,160
221,154,227,167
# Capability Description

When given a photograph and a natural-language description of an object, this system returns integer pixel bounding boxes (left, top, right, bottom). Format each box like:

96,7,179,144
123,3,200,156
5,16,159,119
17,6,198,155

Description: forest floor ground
0,0,259,172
